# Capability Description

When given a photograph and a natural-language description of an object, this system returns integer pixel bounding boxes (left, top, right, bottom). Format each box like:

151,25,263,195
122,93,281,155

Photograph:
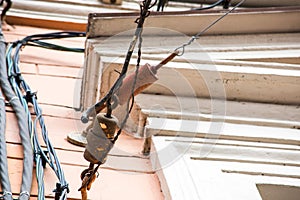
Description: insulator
83,113,118,164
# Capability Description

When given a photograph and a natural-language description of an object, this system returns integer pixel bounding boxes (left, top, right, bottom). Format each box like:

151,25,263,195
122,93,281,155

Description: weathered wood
151,135,300,200
135,94,300,128
4,0,140,31
172,0,300,7
82,32,300,111
87,7,300,37
95,58,300,104
146,117,300,145
257,184,300,200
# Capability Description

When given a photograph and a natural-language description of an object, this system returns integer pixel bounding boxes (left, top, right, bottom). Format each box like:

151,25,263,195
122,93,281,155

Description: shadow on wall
257,184,300,200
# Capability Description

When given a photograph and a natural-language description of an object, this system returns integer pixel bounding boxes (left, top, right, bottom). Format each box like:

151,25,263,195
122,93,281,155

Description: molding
87,7,300,37
172,0,300,7
151,136,300,200
4,0,137,31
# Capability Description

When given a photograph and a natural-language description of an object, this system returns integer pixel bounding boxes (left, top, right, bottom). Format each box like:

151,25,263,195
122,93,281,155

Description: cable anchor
24,91,37,104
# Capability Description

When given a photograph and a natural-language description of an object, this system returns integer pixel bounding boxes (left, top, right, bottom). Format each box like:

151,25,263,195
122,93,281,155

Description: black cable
193,0,225,11
78,2,151,195
81,0,152,123
223,0,231,9
20,31,85,42
27,40,84,52
1,0,12,22
157,0,228,12
156,0,167,11
113,18,144,143
13,31,85,53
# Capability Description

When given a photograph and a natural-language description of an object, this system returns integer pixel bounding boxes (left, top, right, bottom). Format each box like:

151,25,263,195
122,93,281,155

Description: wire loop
174,0,246,56
174,45,185,56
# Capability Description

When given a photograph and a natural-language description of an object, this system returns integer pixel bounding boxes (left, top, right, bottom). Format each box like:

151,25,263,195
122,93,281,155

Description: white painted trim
151,135,300,200
87,7,300,37
146,117,300,145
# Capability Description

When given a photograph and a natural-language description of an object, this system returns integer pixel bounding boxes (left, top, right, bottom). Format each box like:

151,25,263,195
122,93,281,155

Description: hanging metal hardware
81,50,178,124
79,163,97,200
77,0,246,199
78,163,100,200
174,0,246,56
84,113,118,164
68,50,178,147
80,0,156,124
116,51,179,105
79,113,118,200
78,1,154,199
81,0,246,124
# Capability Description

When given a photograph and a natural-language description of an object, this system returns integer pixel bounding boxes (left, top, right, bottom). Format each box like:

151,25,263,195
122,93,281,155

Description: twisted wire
175,0,246,55
5,31,85,200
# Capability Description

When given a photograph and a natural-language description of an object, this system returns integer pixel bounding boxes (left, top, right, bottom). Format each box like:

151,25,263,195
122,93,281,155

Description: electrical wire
0,92,12,200
6,42,55,200
81,0,245,122
1,42,33,200
157,0,229,12
81,0,154,123
0,0,12,22
112,11,145,143
5,31,85,200
193,0,225,10
175,0,246,55
79,0,245,195
0,31,13,200
78,1,152,195
27,40,84,52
